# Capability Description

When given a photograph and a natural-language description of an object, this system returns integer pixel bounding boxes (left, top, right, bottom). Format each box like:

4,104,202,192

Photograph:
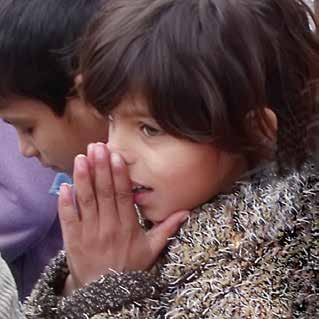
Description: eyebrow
118,105,151,118
127,110,150,118
117,111,156,125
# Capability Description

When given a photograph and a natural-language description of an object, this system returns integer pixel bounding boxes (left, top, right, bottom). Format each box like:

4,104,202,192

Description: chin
51,166,65,173
143,210,171,225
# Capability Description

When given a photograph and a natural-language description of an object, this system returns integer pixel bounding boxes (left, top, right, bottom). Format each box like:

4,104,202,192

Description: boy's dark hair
0,0,102,115
80,0,319,168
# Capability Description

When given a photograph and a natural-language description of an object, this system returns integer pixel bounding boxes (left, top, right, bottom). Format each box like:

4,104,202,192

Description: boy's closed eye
3,119,34,135
2,119,13,126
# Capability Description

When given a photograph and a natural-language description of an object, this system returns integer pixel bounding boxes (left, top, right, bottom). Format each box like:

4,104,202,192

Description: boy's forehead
0,98,46,122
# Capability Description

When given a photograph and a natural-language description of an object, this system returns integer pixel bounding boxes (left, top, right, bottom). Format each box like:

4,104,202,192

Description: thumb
147,210,190,258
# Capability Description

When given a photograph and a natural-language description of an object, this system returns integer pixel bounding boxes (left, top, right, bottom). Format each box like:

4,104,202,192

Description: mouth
131,182,153,205
131,184,153,193
39,160,59,171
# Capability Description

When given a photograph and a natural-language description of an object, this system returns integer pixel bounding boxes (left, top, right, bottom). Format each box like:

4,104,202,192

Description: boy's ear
89,104,105,120
65,96,105,123
73,74,84,100
74,74,83,88
72,74,104,119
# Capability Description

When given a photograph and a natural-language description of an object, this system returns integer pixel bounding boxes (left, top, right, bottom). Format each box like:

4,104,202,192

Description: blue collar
49,173,73,196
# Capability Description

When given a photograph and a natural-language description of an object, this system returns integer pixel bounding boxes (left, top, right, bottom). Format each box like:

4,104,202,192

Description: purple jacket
0,120,63,300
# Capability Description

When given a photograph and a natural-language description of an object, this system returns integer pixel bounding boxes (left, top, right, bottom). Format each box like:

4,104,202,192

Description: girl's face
108,97,246,224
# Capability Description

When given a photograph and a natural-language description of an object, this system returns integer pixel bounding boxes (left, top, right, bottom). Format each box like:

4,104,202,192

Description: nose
18,136,38,158
107,126,134,165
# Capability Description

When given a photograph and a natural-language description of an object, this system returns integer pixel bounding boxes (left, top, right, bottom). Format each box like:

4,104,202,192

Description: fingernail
87,143,95,155
111,152,123,167
95,143,106,160
59,183,69,193
97,142,106,146
75,154,88,171
59,183,73,205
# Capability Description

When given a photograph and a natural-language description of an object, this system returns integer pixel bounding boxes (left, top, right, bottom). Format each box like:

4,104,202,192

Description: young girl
25,0,319,318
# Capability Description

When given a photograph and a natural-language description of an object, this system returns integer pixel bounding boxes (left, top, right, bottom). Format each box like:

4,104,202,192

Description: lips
131,182,153,205
132,185,152,193
131,180,152,191
39,160,60,171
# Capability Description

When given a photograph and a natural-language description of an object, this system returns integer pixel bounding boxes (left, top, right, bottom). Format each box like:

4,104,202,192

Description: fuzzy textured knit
24,160,318,318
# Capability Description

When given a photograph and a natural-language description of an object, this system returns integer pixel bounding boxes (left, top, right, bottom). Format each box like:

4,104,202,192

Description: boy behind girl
0,0,107,299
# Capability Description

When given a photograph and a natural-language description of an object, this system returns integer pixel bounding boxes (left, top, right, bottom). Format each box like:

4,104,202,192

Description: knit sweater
0,255,25,319
24,160,318,318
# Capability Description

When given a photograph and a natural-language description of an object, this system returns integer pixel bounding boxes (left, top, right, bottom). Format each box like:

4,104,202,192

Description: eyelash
108,114,163,137
140,124,162,137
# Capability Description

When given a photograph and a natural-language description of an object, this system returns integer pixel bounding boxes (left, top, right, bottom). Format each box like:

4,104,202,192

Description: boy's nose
18,139,38,158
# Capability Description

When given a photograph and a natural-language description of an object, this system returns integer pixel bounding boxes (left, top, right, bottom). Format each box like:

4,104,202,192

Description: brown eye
141,124,162,137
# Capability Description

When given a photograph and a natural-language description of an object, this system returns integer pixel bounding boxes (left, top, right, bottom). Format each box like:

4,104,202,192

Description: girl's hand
58,143,189,293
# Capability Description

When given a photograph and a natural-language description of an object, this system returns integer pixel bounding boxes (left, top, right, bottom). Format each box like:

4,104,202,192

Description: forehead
113,96,151,118
0,98,52,122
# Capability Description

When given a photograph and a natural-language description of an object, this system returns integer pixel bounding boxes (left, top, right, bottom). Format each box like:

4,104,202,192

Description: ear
74,74,83,88
69,74,105,121
64,97,105,124
262,107,278,140
73,74,85,101
245,107,278,143
89,104,105,120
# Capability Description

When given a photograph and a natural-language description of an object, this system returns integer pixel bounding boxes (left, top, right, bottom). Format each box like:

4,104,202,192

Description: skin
107,98,246,223
0,97,109,174
59,145,190,293
0,94,190,293
58,97,247,292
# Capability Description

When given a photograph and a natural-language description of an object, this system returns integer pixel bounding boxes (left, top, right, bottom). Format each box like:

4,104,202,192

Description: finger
110,152,138,227
87,143,96,183
147,210,190,258
93,143,120,230
58,183,82,252
73,154,98,235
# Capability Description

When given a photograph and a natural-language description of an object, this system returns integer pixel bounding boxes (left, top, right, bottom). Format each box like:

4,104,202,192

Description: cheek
35,130,65,158
156,148,220,205
145,151,188,182
160,170,218,215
